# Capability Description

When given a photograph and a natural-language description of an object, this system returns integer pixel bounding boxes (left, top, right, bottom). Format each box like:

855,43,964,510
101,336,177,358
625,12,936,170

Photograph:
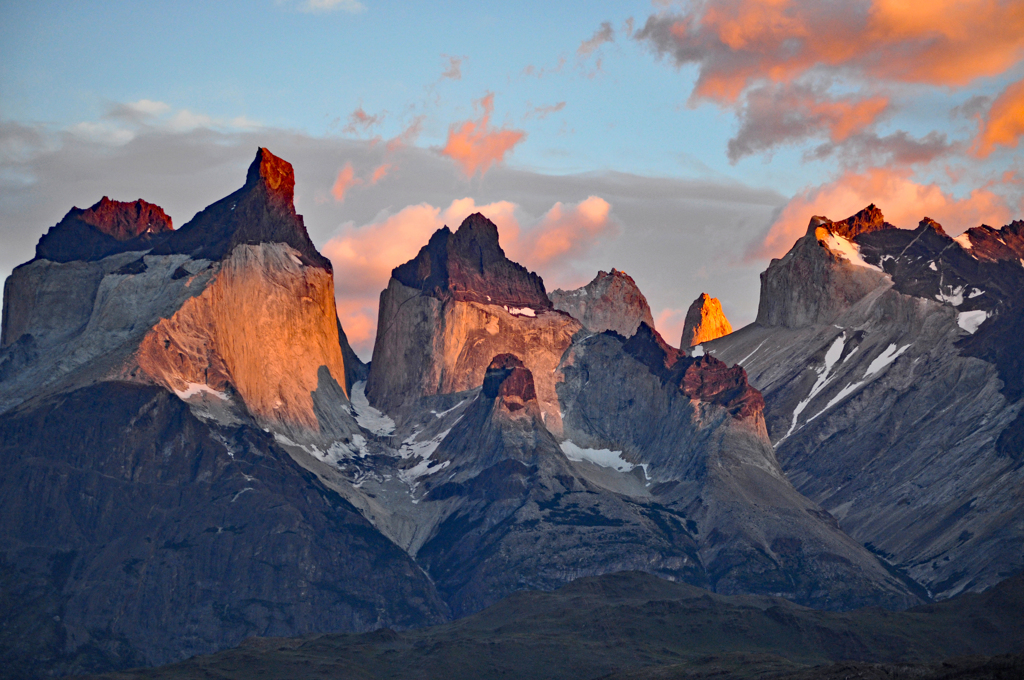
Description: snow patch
431,399,467,419
968,288,984,299
350,381,395,435
737,339,768,367
954,233,973,251
957,310,989,334
560,440,636,473
174,383,230,402
691,344,704,357
864,343,911,378
928,261,938,271
504,306,536,317
782,333,846,440
935,285,966,307
823,233,882,271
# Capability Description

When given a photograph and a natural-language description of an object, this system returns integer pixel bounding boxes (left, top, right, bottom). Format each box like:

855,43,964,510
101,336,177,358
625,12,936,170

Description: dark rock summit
393,213,551,309
481,353,537,406
35,197,173,263
154,147,331,269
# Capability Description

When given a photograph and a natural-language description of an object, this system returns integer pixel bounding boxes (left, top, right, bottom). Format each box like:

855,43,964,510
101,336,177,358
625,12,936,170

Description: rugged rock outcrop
0,382,447,678
706,205,1024,599
555,323,916,610
34,197,174,263
680,292,733,348
367,214,581,432
550,268,655,337
2,148,359,442
0,149,432,678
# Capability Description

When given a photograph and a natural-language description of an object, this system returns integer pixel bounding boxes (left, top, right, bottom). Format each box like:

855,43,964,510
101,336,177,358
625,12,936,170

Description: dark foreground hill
78,570,1023,680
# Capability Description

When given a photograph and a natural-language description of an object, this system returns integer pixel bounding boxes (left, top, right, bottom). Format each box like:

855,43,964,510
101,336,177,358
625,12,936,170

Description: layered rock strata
550,268,655,338
706,205,1024,599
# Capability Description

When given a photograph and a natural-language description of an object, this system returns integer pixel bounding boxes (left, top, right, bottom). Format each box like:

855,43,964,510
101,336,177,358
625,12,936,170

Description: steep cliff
550,268,655,338
680,292,733,348
706,205,1024,599
367,214,581,432
0,149,442,678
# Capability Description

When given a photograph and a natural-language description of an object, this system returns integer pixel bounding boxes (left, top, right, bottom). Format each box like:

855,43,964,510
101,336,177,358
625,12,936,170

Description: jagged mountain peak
550,268,655,337
74,197,173,240
153,147,330,269
34,196,174,263
392,212,551,309
681,292,733,348
917,216,948,236
622,323,764,420
244,146,295,207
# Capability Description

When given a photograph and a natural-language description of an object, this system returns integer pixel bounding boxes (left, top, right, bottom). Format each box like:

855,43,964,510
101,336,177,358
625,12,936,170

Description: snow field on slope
350,381,395,435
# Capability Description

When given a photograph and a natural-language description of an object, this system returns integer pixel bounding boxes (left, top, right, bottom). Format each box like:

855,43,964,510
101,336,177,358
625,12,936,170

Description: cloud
343,107,383,135
635,0,1024,103
321,196,617,355
578,22,615,57
972,77,1024,158
385,116,423,152
285,0,366,14
369,163,391,184
523,102,567,121
440,94,526,177
507,196,617,274
727,83,889,161
808,130,953,166
331,162,359,202
440,55,464,81
656,308,687,347
756,167,1016,258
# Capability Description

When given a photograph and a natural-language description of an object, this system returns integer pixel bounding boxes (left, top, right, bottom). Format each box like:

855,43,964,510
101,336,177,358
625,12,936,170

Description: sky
1,0,1022,359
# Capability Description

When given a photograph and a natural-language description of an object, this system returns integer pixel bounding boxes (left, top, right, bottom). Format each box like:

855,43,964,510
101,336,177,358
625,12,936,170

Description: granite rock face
0,149,435,678
367,214,581,432
549,268,655,338
706,205,1024,599
555,324,916,610
681,292,733,348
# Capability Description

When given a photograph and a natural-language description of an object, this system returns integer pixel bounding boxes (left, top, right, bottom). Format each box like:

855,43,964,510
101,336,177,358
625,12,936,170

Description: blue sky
2,1,1022,355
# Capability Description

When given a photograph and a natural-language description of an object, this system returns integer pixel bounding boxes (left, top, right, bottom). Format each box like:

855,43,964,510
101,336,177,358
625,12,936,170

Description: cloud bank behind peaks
756,167,1016,259
441,94,526,177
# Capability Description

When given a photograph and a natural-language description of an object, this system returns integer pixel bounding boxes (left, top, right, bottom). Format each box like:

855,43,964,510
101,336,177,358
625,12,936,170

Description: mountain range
0,150,1020,679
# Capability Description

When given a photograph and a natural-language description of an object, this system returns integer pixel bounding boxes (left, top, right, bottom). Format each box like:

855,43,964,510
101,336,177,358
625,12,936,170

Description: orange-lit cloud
369,163,391,184
507,196,615,272
323,196,617,356
637,0,1024,103
331,162,360,202
441,94,526,177
972,77,1024,158
343,107,383,135
757,167,1015,258
728,83,889,160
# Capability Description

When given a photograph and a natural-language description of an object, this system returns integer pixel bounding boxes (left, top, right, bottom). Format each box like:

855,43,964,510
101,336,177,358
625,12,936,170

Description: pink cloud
972,77,1024,158
757,167,1016,259
440,54,464,81
369,163,391,184
331,162,360,202
343,107,383,135
655,308,688,349
524,101,567,121
322,196,617,357
441,94,526,177
636,0,1024,104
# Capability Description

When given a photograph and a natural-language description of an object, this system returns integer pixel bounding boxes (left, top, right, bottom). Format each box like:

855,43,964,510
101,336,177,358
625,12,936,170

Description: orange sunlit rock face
681,293,733,347
137,243,348,431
